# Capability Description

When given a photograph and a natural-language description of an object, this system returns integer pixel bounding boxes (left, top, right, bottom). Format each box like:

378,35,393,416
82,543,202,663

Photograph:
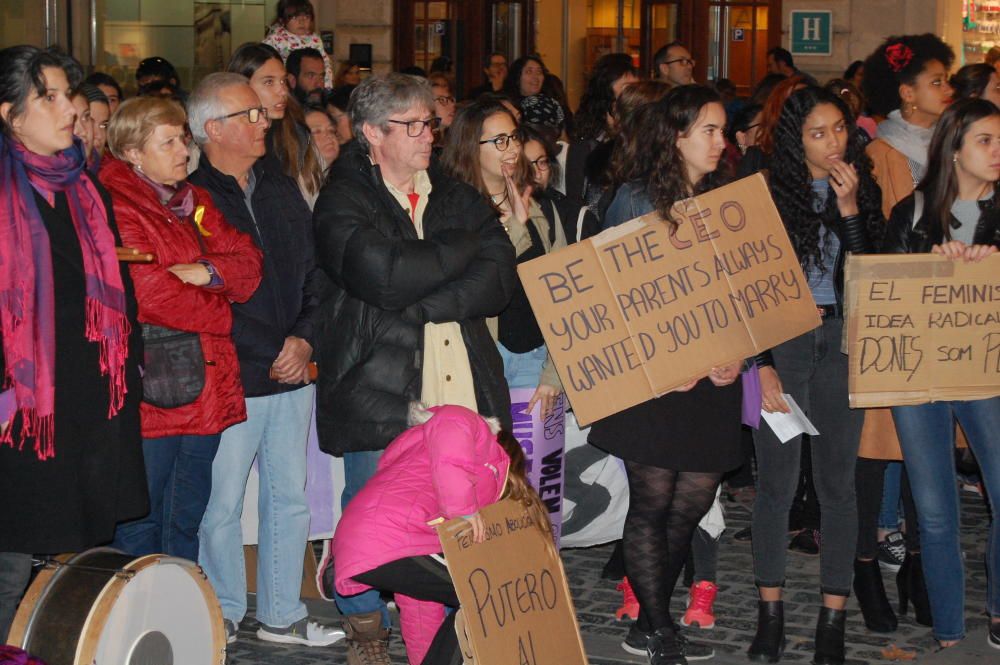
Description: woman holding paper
881,97,1000,650
588,84,744,665
751,86,884,665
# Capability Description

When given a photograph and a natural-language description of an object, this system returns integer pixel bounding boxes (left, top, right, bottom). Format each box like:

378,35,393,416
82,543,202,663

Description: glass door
642,0,681,78
1,0,59,50
707,2,769,92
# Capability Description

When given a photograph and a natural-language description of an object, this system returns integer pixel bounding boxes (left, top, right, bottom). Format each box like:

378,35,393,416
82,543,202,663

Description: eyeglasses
529,156,550,171
434,95,456,105
387,117,441,137
479,133,520,151
666,58,696,67
213,106,268,124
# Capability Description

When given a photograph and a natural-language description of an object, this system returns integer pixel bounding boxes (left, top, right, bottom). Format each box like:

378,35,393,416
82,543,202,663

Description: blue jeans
198,386,314,627
497,342,547,389
112,434,221,561
335,449,391,627
892,396,1000,641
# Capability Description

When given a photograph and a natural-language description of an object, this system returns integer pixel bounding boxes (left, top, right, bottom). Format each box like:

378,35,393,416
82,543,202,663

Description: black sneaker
647,625,715,664
788,529,819,556
733,526,752,542
225,618,239,645
621,623,651,655
675,630,715,661
989,620,1000,650
877,531,905,571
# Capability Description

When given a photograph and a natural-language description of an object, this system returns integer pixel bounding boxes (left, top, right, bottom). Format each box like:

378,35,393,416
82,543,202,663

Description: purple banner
509,388,566,545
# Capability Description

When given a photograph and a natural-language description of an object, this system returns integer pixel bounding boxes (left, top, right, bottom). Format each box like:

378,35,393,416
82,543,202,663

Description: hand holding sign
932,241,997,263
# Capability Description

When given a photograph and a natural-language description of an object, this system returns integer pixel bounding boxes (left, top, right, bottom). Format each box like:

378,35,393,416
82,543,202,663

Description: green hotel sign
790,10,832,56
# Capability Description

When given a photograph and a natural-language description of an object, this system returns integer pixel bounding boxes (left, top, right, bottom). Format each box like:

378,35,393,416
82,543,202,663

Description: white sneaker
256,617,346,646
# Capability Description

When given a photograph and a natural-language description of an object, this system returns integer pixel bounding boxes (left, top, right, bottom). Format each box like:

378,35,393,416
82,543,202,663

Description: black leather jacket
882,191,1000,254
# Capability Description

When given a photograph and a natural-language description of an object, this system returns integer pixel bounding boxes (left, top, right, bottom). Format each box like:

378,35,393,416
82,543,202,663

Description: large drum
8,548,225,665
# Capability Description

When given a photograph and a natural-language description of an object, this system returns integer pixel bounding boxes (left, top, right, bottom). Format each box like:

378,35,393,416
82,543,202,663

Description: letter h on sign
790,10,832,57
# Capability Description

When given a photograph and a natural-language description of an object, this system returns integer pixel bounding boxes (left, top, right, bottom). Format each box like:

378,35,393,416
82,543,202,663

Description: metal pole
90,0,98,68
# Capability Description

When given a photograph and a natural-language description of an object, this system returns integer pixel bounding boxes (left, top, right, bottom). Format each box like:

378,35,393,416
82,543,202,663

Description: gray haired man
312,73,515,664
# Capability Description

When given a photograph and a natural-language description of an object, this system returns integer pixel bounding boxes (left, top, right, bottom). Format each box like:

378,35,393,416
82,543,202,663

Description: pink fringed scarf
0,136,130,460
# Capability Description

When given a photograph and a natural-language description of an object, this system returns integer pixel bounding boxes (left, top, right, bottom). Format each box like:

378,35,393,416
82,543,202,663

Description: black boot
853,558,897,632
897,552,932,627
812,607,847,665
748,600,785,663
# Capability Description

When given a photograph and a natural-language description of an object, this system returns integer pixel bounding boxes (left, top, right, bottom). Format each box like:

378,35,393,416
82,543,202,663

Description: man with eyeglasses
187,72,340,648
654,41,696,88
312,72,515,665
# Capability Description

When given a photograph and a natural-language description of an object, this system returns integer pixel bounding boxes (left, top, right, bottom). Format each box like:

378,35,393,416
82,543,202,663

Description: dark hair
136,56,178,85
727,103,763,145
136,80,181,100
950,63,996,102
430,56,453,75
608,80,672,188
653,41,686,72
440,99,529,206
0,46,82,139
287,47,324,78
574,53,637,142
275,0,314,24
504,55,548,102
483,51,506,68
542,73,574,135
769,87,883,271
768,47,794,69
757,75,806,155
917,98,1000,240
844,60,864,81
324,85,354,112
714,78,737,97
825,78,865,119
749,72,788,105
519,122,561,189
227,42,322,195
614,85,729,231
399,65,427,78
85,72,124,101
862,34,954,117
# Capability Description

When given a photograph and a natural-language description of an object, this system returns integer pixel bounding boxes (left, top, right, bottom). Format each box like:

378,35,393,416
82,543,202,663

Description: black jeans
751,317,863,596
354,556,461,665
0,551,31,642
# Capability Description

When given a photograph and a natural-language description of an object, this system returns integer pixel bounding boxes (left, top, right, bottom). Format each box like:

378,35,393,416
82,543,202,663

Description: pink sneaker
680,581,718,629
615,576,640,621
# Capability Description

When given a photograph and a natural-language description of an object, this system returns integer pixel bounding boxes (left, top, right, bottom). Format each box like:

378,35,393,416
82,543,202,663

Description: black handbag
140,215,210,409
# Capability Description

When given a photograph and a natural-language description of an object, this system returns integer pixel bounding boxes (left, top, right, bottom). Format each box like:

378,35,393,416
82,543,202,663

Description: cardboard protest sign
437,499,587,665
845,253,1000,407
510,388,566,545
518,173,822,426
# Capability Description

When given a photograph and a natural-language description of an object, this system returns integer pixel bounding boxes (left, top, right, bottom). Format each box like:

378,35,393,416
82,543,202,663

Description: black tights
623,461,722,633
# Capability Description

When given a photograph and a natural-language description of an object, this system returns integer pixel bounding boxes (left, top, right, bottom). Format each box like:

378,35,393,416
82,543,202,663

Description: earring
738,142,747,155
953,154,958,164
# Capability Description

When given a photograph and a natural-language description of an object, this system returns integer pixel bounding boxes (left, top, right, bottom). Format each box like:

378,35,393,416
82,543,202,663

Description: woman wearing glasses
99,96,263,560
429,73,456,148
441,100,566,419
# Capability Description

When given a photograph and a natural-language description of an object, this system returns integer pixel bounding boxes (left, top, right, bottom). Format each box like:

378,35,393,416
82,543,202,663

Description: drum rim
76,553,227,665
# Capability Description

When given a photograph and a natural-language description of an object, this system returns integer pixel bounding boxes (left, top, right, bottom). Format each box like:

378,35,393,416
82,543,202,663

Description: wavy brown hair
440,99,529,208
612,84,729,230
497,430,557,557
757,74,806,156
608,80,671,188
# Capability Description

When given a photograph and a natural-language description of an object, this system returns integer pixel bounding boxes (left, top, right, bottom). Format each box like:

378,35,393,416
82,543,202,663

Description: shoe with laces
788,528,820,556
621,622,651,655
877,531,905,572
224,618,239,644
989,620,1000,649
616,576,640,621
647,625,715,664
256,617,346,646
343,610,392,665
680,581,718,629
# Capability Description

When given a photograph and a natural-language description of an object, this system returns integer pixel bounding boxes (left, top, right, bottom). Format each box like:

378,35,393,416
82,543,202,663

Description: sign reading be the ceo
790,10,832,56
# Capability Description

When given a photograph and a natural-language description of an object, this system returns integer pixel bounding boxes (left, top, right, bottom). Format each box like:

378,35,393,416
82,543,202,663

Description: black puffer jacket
883,191,1000,253
313,142,516,455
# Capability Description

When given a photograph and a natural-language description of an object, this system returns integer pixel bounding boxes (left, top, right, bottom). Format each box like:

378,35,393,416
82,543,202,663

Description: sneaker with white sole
257,617,346,646
225,618,239,644
316,539,335,601
877,531,906,571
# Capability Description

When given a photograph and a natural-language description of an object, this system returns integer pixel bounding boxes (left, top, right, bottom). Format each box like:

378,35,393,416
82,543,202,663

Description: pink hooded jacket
332,404,511,596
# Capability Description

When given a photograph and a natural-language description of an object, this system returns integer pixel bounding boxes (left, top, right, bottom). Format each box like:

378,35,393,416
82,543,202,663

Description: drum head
90,557,223,665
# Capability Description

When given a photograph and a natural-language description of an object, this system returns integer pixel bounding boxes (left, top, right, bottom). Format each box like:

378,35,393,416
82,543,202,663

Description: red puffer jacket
99,156,263,438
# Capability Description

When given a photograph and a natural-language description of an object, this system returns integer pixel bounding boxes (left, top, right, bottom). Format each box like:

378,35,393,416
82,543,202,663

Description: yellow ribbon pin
193,205,212,237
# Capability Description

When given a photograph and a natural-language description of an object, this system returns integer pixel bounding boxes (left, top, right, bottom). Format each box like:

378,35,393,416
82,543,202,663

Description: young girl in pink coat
332,404,554,665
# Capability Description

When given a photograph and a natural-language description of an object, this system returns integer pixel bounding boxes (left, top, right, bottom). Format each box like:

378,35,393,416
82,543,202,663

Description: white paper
760,394,819,444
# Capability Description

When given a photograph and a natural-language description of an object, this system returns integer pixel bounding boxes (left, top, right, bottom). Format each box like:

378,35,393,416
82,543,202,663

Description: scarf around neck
0,136,130,460
876,110,935,171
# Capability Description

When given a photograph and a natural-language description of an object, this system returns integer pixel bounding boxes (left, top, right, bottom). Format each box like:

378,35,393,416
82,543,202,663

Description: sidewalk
226,487,993,664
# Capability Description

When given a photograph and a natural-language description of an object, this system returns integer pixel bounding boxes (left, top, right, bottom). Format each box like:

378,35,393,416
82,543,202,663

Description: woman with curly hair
881,98,1000,650
750,87,883,665
589,84,744,665
564,53,638,211
852,33,955,634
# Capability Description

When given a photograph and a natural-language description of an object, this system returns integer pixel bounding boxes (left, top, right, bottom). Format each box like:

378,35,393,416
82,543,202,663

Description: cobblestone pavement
226,487,993,664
